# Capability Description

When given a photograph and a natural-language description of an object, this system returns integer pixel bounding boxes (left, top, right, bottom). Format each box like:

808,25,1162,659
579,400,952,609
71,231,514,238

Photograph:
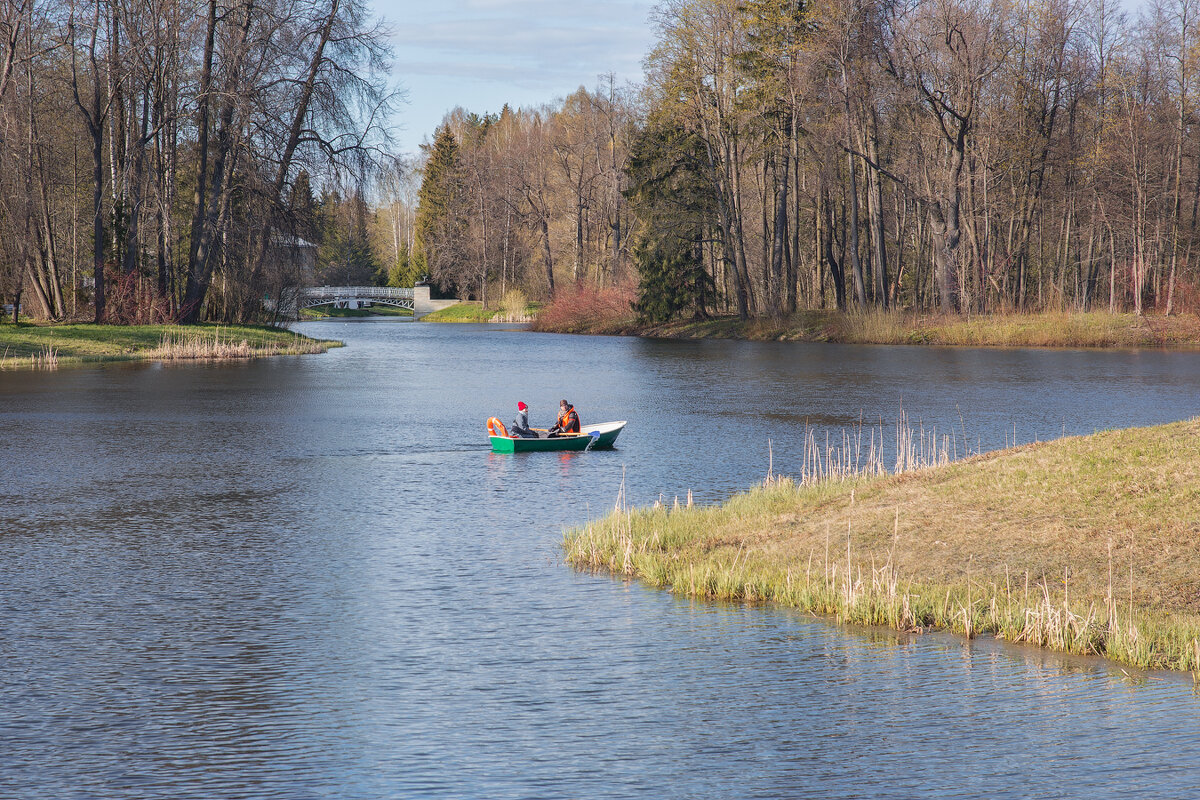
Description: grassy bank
565,419,1200,672
419,301,537,323
0,323,340,368
535,308,1200,350
419,302,494,323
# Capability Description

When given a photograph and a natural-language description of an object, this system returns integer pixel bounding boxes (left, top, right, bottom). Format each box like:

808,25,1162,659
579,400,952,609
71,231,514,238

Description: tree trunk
540,213,555,295
769,150,789,316
865,110,889,309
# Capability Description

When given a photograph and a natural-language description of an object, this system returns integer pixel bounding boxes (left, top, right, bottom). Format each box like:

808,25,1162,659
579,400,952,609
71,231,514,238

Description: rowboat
486,419,626,453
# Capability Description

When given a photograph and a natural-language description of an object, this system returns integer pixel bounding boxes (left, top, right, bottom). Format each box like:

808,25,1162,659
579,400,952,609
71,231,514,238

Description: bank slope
565,419,1200,671
535,310,1200,350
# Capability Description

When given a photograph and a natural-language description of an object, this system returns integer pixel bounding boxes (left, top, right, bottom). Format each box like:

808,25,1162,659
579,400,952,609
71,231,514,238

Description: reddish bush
530,282,637,333
103,267,173,324
1165,275,1200,315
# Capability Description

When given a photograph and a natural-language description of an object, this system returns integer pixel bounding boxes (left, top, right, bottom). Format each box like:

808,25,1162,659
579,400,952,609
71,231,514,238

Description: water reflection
2,321,1200,798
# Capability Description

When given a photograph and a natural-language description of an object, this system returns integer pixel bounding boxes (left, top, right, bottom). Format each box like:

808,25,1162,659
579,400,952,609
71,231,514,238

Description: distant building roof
270,232,318,249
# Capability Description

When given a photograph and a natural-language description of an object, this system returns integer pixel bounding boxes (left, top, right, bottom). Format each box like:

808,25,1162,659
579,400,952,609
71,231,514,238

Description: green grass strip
419,302,496,323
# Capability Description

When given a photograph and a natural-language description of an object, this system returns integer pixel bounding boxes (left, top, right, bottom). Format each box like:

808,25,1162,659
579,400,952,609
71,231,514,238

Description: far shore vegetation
0,322,339,369
565,418,1200,673
9,0,1200,358
529,285,1200,350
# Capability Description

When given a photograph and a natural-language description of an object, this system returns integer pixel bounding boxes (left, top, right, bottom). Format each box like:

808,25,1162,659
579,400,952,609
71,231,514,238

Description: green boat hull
489,421,625,453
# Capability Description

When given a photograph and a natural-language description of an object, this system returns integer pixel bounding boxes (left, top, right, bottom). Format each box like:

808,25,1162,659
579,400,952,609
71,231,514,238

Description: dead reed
148,329,326,360
1,344,58,370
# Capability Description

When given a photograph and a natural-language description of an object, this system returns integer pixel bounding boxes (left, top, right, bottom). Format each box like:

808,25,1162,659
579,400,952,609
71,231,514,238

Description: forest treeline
408,0,1200,322
0,0,394,324
5,0,1199,326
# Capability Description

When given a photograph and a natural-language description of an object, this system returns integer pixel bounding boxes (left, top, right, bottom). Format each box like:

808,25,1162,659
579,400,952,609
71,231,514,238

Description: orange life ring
487,417,509,438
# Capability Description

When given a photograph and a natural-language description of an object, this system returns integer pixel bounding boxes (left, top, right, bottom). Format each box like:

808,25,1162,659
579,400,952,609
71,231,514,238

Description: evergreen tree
415,125,468,293
386,241,422,287
632,236,712,324
625,112,716,322
316,189,380,284
289,170,320,244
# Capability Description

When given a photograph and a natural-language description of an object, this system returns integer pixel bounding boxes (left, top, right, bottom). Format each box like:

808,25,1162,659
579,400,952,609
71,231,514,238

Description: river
3,319,1200,798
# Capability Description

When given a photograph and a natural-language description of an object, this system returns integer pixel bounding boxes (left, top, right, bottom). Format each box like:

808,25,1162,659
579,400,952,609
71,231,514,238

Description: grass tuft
494,290,533,323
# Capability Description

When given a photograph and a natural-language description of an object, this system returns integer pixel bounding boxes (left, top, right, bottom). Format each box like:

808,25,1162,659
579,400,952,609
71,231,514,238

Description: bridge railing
303,286,414,299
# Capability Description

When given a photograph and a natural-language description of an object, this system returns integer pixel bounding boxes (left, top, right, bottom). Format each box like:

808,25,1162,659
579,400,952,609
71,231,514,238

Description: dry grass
565,418,1200,672
146,330,326,360
0,344,60,370
493,290,533,323
537,308,1200,350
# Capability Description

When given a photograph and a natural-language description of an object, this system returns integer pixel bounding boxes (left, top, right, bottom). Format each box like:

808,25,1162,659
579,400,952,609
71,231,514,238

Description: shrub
531,282,637,333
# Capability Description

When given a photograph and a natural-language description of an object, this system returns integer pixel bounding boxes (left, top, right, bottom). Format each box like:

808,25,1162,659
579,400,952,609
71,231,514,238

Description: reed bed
491,311,534,323
492,290,533,323
784,409,961,487
565,417,1200,673
1,344,59,370
147,329,326,360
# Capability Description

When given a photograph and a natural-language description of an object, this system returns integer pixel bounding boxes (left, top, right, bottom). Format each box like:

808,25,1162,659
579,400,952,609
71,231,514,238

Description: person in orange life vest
547,399,579,436
511,401,537,438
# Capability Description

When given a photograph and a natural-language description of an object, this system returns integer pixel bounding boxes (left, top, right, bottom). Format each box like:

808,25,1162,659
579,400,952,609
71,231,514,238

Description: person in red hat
510,401,537,438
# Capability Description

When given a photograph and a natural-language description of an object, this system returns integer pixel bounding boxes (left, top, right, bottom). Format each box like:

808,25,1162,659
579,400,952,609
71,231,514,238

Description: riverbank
565,418,1200,672
0,323,340,368
419,301,533,323
534,308,1200,349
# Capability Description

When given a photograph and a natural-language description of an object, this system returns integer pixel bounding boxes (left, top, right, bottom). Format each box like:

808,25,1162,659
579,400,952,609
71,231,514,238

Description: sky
370,0,660,155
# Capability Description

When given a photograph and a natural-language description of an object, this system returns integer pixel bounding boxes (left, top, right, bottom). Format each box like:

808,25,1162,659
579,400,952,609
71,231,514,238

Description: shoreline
418,301,532,324
0,323,341,369
564,418,1200,673
532,310,1200,350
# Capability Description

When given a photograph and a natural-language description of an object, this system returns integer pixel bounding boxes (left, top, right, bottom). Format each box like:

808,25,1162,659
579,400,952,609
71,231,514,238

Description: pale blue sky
372,0,659,155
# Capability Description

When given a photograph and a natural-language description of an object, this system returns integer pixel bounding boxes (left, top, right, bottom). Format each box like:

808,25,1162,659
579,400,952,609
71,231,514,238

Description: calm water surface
3,320,1200,798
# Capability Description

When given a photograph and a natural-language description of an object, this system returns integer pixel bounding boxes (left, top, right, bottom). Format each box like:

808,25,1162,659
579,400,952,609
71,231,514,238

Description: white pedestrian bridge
301,286,414,310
